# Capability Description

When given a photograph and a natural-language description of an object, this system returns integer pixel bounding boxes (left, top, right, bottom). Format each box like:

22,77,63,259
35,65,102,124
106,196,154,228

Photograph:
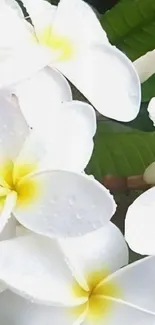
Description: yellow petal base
36,26,74,61
71,269,122,323
0,160,39,208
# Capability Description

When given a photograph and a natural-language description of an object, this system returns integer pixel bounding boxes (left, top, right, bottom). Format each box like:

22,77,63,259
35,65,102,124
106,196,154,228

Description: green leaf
121,102,154,131
86,122,155,180
99,102,154,132
100,0,155,61
142,74,155,102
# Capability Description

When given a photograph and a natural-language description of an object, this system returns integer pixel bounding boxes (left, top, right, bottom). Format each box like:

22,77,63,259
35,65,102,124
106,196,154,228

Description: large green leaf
142,74,155,102
121,102,154,131
86,122,155,180
100,0,155,61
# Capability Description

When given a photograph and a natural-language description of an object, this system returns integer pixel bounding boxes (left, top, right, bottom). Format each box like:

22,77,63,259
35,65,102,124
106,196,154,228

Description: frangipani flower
0,0,141,121
0,93,116,238
0,224,155,324
125,100,155,255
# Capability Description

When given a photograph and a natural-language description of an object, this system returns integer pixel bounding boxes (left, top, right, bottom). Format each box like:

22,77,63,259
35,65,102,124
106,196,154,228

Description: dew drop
92,223,97,230
76,213,82,220
68,196,76,206
91,203,96,209
50,198,56,204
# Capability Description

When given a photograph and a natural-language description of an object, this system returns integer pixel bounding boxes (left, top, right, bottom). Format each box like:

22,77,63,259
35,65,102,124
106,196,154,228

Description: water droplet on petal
68,196,76,206
76,213,82,220
91,203,96,209
92,223,98,230
50,198,56,204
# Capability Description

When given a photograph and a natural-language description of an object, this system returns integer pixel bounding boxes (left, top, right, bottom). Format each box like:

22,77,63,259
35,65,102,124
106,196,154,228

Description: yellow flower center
0,160,39,209
36,26,74,61
71,270,121,323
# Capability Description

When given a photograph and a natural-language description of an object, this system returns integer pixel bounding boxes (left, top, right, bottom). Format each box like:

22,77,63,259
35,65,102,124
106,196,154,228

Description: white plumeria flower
125,98,155,255
0,223,155,324
0,93,116,238
0,0,141,122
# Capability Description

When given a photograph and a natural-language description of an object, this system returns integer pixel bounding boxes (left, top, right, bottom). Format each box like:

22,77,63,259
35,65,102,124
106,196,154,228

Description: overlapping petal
98,256,155,313
36,100,96,172
0,4,31,48
14,67,72,130
125,187,155,255
0,234,87,306
0,45,52,89
21,0,57,36
0,216,16,241
3,0,24,18
21,0,108,45
59,223,128,289
83,302,155,325
14,98,96,173
55,44,140,121
0,94,28,159
14,171,116,238
0,290,87,325
0,192,17,234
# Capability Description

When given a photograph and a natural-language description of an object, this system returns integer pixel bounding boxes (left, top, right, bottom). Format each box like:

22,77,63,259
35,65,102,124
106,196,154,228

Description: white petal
14,100,96,173
0,4,32,48
3,0,24,18
0,216,16,241
14,129,48,171
0,94,29,160
55,44,141,121
134,50,155,83
83,301,155,325
38,100,96,172
21,0,57,35
0,45,52,89
0,234,87,306
16,225,31,237
14,171,116,238
52,0,109,45
100,256,155,314
147,97,155,126
59,222,128,290
0,192,17,234
143,161,155,185
125,187,155,255
15,67,72,130
0,290,86,325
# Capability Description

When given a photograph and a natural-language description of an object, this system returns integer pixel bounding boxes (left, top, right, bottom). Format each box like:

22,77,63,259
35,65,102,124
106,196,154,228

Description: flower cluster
0,0,154,324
